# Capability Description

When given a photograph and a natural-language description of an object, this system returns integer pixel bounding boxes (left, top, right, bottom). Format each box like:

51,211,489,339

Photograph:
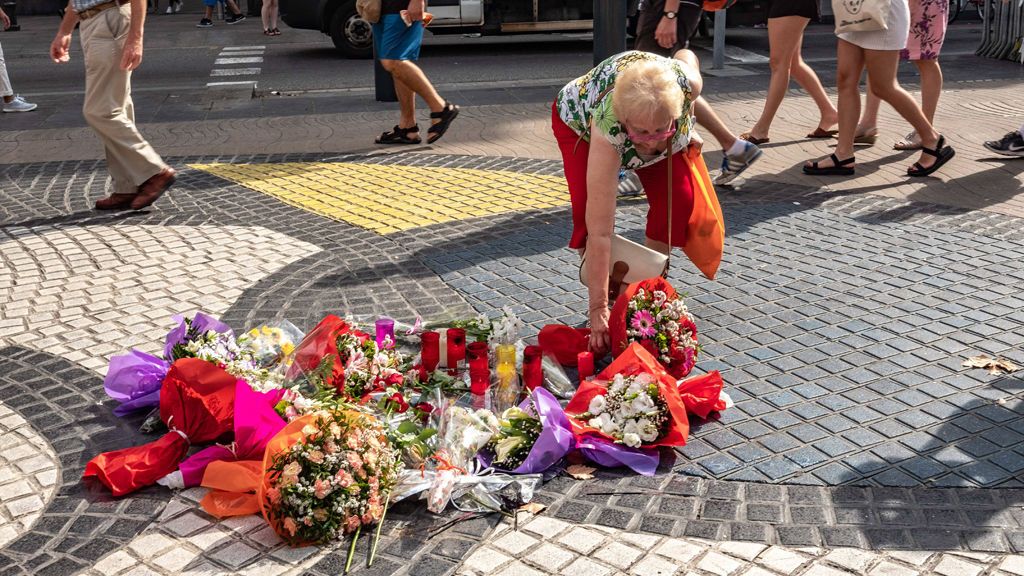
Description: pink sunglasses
626,120,677,143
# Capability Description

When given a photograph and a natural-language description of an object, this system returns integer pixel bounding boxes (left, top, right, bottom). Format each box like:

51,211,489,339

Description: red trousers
551,101,695,249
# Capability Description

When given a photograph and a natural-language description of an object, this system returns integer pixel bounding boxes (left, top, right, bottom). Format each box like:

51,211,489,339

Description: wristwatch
663,10,677,19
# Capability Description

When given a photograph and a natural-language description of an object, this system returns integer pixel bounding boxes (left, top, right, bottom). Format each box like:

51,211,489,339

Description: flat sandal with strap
427,102,459,144
907,135,955,177
375,124,421,145
803,153,855,176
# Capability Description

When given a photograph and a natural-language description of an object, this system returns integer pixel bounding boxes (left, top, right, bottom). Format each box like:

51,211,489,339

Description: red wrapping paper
83,358,237,496
565,343,691,448
678,371,727,419
538,325,592,366
288,314,369,390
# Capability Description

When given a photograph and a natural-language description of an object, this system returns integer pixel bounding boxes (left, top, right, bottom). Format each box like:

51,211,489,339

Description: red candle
421,331,440,372
577,351,595,380
523,345,543,390
469,357,490,395
446,328,466,367
467,341,489,363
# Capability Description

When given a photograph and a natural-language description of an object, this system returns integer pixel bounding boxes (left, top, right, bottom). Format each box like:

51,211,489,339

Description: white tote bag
832,0,890,34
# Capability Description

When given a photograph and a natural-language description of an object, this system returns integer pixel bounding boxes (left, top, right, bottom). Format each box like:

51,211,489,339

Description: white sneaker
165,5,173,12
715,140,763,185
2,96,37,113
173,0,182,12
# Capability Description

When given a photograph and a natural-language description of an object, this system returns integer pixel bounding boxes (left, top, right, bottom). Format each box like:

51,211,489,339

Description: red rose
386,372,404,387
414,402,434,423
389,392,409,413
639,339,658,357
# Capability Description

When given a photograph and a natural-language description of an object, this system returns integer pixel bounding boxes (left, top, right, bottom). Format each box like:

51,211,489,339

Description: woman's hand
688,131,703,157
588,306,611,356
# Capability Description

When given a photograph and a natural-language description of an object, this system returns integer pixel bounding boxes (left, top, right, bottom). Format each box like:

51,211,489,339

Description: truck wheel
330,1,373,59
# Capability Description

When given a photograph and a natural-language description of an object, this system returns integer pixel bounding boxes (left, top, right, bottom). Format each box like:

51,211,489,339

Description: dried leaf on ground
962,355,1021,375
566,464,596,480
519,502,546,515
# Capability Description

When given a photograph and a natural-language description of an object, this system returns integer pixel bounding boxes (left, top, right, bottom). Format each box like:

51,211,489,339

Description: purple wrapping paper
104,350,171,417
576,435,661,476
178,380,286,487
479,387,573,475
163,312,233,360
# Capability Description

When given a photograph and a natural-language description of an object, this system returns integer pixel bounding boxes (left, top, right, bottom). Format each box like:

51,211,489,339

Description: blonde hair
612,60,684,127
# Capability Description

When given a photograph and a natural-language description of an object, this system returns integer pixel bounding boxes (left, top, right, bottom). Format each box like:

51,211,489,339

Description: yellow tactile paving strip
191,162,570,234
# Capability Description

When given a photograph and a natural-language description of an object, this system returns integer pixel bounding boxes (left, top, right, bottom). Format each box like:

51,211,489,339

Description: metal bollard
1,0,19,31
593,0,626,66
712,9,725,69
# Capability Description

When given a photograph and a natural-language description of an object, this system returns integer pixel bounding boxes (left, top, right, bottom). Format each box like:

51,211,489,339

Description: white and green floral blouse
556,50,695,170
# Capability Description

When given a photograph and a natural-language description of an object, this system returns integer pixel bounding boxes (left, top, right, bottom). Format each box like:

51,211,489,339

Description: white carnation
588,394,607,415
631,394,654,413
623,433,641,448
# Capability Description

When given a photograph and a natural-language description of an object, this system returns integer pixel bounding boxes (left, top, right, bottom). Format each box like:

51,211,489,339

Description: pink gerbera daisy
630,310,657,338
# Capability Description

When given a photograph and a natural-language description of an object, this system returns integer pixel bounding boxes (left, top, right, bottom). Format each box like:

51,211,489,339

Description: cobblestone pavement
2,78,1024,575
2,145,1023,575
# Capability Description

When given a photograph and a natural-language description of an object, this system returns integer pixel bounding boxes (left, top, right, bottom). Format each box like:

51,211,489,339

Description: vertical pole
0,1,18,31
374,44,398,102
593,0,626,66
712,9,725,69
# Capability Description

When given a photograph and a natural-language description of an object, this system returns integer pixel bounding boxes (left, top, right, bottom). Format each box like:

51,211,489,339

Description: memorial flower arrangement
478,387,573,474
483,405,543,470
331,330,405,400
566,343,693,472
573,372,668,448
88,302,727,554
610,277,698,378
264,409,402,545
429,307,524,345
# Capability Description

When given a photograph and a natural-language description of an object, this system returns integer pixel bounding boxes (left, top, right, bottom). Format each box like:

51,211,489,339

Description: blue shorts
373,14,424,61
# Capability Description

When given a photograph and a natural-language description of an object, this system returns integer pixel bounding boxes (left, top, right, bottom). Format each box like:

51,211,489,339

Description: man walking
50,0,175,211
1,9,37,113
373,0,459,145
634,0,762,185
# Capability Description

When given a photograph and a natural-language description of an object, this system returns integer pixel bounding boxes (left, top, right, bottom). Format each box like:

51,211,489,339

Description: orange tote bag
682,149,725,280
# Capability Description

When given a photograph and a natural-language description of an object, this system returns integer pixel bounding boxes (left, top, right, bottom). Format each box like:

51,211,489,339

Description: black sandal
427,101,459,144
907,135,955,177
375,124,421,145
803,153,855,176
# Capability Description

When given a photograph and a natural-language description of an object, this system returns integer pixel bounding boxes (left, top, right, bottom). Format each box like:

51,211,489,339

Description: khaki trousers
80,4,165,196
0,41,13,98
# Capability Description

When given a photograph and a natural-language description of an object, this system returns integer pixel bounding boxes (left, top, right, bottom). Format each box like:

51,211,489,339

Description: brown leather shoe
95,193,136,210
131,167,176,210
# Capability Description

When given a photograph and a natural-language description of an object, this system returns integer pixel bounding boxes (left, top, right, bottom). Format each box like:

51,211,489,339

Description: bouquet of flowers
572,372,668,448
238,323,302,368
427,405,499,513
261,409,402,545
332,330,405,400
425,307,523,345
567,342,691,449
104,312,232,416
610,277,699,378
483,406,541,470
85,358,238,496
165,312,235,361
158,380,287,489
478,387,572,474
289,315,405,401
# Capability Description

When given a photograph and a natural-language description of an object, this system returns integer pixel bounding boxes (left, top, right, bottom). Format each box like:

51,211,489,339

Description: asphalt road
1,11,1018,131
0,11,997,93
